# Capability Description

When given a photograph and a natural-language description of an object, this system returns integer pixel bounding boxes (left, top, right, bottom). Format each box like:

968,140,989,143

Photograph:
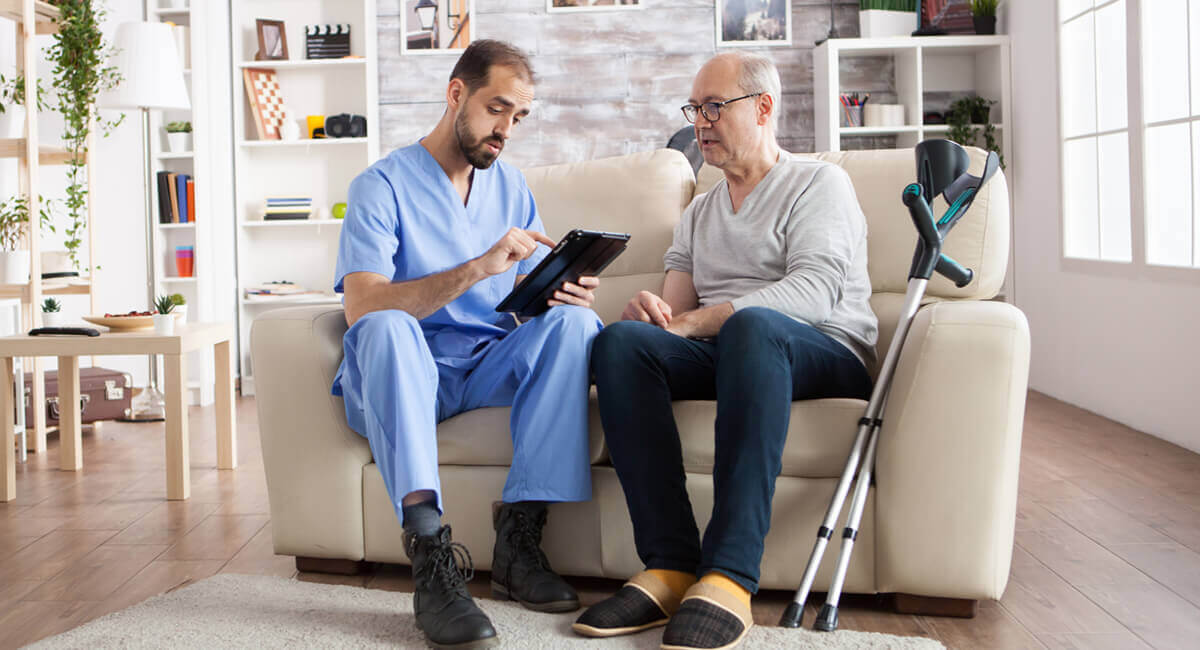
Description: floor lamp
97,22,190,421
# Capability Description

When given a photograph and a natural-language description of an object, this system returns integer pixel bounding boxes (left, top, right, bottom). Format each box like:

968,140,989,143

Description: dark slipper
660,583,753,650
572,571,681,638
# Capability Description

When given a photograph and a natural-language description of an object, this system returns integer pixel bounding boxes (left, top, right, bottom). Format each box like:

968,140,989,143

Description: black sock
507,500,548,515
402,499,441,537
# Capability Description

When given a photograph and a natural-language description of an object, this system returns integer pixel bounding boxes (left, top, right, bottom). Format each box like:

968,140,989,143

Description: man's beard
455,109,504,169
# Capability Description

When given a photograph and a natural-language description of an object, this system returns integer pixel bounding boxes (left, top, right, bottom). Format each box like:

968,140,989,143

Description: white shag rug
28,574,944,649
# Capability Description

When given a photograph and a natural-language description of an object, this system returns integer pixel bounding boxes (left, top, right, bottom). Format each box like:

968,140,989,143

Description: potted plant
169,292,187,321
153,294,175,335
0,74,50,139
48,0,124,273
0,194,56,284
164,121,192,153
946,95,1005,168
42,297,63,327
859,0,917,39
970,0,1000,35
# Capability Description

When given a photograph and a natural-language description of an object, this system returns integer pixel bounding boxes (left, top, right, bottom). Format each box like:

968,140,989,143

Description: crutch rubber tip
778,602,804,628
814,604,839,632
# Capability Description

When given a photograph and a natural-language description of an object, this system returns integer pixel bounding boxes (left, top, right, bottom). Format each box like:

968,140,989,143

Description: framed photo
547,0,642,12
401,0,476,55
922,0,975,35
255,19,288,61
716,0,791,48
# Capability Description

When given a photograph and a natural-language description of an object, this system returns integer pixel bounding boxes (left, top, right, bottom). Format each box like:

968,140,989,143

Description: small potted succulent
153,294,175,335
970,0,1000,36
164,121,192,153
42,297,63,327
169,293,187,321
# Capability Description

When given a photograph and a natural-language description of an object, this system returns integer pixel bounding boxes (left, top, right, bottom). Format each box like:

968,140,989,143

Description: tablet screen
496,229,630,319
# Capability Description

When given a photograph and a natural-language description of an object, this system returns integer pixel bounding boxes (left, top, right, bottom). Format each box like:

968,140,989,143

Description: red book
186,179,195,223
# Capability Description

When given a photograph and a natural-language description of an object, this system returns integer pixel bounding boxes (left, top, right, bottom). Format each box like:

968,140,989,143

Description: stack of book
263,197,312,221
156,172,195,223
244,281,319,298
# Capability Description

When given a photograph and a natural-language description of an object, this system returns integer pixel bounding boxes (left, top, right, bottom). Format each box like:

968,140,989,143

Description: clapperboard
305,24,351,59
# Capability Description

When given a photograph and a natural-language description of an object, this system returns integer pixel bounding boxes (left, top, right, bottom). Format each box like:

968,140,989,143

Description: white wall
1006,1,1200,452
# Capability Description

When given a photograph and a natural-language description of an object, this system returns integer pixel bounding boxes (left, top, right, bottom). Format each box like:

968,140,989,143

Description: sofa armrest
251,305,373,560
874,300,1030,600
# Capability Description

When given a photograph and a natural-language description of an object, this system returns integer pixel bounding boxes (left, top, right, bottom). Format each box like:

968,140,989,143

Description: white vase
154,313,175,336
859,10,917,38
0,250,30,284
166,131,192,153
0,105,25,138
173,304,188,322
42,311,64,328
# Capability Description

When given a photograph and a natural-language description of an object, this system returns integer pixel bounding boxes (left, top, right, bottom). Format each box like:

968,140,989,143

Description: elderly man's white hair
711,51,783,131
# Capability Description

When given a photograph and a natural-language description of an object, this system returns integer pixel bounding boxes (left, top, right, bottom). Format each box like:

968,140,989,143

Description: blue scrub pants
338,305,603,518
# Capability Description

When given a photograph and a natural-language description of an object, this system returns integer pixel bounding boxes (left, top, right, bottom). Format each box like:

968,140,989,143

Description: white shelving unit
231,0,379,395
814,35,1015,300
146,0,236,405
814,35,1012,159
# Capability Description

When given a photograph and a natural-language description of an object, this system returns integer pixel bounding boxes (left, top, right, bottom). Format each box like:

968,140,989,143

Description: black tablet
496,229,631,319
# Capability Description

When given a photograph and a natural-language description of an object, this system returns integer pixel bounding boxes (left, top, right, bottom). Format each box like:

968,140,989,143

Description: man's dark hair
449,40,535,94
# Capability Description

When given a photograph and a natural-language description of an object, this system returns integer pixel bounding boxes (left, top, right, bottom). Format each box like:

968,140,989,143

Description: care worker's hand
620,290,672,328
477,228,556,276
548,276,599,309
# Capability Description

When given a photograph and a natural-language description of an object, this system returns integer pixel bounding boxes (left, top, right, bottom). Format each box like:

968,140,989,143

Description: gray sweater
664,153,879,368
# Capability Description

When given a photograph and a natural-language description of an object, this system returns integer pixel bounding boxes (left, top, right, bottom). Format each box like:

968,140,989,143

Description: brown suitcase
22,367,133,426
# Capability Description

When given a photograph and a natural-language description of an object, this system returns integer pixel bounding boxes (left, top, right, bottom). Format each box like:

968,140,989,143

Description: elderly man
334,40,602,649
573,52,878,648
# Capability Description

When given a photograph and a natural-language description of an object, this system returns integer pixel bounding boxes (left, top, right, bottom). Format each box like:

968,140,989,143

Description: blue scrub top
333,142,548,376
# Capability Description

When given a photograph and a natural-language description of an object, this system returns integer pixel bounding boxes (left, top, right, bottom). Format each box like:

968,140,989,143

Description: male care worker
333,40,603,649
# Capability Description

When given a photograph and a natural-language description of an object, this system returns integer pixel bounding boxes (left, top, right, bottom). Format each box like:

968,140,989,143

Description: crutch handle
936,254,973,287
902,184,939,250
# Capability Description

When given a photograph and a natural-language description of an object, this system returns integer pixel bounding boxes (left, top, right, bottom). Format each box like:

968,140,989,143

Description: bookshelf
230,0,378,395
145,0,236,405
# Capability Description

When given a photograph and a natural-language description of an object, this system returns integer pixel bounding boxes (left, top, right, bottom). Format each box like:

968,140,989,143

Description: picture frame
716,0,791,48
401,0,477,55
255,18,289,61
918,0,975,35
547,0,642,12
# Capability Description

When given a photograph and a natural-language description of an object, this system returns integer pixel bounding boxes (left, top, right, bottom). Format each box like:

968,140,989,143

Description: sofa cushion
438,393,867,480
696,147,1009,303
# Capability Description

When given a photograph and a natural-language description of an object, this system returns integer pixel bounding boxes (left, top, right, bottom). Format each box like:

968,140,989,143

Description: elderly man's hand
620,290,672,328
548,275,599,309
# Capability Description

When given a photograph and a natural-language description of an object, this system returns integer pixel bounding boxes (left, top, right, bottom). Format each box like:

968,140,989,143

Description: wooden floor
2,392,1200,648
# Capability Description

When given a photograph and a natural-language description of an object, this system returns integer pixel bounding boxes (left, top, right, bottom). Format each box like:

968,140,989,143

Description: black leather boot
490,502,580,613
405,525,498,649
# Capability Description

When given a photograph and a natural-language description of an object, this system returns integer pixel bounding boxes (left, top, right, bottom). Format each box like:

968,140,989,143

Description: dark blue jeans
591,306,873,593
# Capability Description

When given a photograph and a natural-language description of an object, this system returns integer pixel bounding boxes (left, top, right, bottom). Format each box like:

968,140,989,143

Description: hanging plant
46,0,123,272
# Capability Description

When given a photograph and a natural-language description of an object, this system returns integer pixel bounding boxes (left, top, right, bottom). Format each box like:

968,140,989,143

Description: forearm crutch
780,140,1001,631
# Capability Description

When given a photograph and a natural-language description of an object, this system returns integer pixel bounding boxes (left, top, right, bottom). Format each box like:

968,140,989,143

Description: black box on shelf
306,24,351,59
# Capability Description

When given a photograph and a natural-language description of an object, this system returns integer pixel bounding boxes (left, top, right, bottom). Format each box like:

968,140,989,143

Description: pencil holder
841,105,864,128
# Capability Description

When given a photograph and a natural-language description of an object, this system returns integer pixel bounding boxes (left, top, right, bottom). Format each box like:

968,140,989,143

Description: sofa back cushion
696,147,1010,301
524,149,696,324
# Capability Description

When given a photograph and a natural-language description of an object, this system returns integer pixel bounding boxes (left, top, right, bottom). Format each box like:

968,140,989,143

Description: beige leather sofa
252,147,1029,610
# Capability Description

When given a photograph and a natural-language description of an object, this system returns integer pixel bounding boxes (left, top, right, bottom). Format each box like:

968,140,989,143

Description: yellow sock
646,569,697,599
700,571,751,609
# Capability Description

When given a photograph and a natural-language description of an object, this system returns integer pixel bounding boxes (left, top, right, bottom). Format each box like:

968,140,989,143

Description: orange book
166,172,180,223
186,178,195,223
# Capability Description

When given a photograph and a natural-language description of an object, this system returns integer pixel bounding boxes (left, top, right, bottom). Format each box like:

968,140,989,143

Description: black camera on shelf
325,113,367,138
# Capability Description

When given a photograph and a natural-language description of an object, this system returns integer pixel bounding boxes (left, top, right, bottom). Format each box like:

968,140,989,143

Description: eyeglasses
680,93,762,124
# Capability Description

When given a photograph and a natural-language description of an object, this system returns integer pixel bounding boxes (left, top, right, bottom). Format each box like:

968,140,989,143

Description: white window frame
1056,0,1200,280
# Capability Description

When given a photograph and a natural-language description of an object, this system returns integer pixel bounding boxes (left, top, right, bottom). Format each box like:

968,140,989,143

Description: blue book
175,174,190,223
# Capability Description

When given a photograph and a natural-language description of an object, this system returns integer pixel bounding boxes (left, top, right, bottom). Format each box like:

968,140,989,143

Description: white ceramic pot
0,105,25,139
859,10,917,38
165,131,192,153
154,313,175,336
0,250,30,284
42,311,64,328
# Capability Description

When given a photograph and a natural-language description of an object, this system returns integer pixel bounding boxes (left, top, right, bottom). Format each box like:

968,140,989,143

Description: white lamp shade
98,22,190,110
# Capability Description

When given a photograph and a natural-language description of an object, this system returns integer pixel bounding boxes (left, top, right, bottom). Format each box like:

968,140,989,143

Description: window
1058,0,1200,268
1059,0,1131,262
